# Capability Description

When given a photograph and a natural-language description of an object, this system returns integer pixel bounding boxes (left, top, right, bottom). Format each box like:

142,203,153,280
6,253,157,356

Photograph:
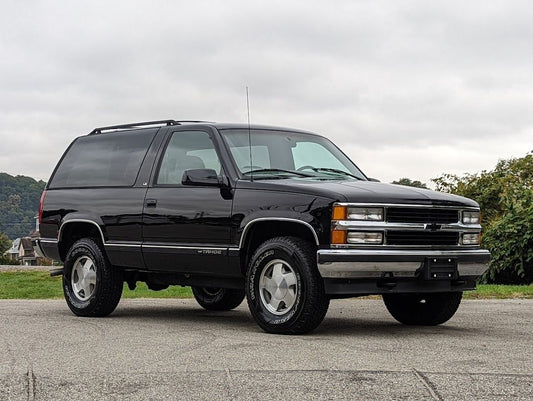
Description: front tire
192,287,245,311
246,237,329,334
383,292,463,325
63,238,123,317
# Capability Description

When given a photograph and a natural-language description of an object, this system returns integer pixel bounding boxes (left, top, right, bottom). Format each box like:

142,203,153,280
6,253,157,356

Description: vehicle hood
239,178,478,207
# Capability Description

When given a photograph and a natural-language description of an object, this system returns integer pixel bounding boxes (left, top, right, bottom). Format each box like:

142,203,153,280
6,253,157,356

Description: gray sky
1,0,532,185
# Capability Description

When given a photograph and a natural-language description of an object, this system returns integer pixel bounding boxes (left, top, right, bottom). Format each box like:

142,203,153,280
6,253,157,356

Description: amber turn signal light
332,205,347,220
331,229,347,244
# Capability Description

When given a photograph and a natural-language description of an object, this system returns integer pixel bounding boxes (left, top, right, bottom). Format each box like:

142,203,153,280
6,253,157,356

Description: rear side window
49,129,156,188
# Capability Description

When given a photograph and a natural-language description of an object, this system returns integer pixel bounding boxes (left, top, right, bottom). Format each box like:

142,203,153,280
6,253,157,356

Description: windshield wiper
310,168,363,180
242,168,315,178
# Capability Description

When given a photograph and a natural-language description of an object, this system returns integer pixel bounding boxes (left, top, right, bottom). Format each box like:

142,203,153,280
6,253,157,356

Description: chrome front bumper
317,249,490,279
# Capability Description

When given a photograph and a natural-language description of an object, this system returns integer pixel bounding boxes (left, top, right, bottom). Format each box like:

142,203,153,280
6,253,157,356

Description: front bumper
317,248,490,279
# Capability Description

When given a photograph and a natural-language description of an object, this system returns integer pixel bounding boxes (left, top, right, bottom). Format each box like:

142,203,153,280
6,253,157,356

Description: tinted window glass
49,129,156,188
226,144,270,171
157,131,221,185
292,142,348,171
221,129,366,180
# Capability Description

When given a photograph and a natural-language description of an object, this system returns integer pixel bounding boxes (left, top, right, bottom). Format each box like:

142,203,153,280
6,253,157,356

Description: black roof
209,122,315,133
88,120,318,136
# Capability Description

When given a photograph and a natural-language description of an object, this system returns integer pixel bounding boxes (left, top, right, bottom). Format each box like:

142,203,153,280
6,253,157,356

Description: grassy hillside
0,172,46,239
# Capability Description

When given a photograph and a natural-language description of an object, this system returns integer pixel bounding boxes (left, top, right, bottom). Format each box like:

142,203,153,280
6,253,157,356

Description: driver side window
157,131,221,185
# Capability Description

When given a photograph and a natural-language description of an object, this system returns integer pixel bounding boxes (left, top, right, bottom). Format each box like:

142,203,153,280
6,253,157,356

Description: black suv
38,120,490,334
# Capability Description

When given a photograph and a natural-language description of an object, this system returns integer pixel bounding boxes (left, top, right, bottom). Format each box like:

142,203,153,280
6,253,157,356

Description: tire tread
246,236,329,334
63,238,123,317
192,287,245,311
383,292,462,326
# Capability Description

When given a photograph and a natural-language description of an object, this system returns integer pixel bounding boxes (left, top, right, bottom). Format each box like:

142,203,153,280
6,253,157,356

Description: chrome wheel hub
259,259,298,315
71,256,97,301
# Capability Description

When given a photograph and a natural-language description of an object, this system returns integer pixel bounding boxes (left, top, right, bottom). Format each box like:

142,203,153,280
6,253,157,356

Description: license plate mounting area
425,257,458,280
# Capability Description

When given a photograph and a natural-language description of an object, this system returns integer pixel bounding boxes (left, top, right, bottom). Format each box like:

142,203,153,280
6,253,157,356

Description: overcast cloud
1,0,532,185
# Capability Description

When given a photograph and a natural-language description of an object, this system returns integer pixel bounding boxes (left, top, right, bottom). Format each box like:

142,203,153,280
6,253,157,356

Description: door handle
145,199,157,208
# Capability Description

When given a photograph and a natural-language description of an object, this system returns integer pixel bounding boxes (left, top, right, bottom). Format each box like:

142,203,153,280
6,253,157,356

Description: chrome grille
331,203,479,248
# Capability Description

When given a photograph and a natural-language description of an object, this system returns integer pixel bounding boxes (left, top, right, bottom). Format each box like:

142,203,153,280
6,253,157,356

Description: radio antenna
246,86,253,182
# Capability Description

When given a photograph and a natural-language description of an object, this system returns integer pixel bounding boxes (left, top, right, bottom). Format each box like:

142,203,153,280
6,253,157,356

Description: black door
142,128,235,276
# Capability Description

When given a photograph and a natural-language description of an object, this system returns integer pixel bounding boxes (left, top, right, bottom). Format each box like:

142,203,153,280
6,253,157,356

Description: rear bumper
36,238,61,261
317,248,490,279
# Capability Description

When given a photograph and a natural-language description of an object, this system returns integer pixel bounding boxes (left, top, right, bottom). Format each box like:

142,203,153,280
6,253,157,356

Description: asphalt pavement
0,298,532,400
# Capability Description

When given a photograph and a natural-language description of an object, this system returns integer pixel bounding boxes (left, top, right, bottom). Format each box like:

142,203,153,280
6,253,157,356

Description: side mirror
182,169,221,187
367,177,381,182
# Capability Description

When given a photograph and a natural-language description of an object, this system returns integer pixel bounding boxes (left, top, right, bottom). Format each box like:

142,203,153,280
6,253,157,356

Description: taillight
38,190,47,225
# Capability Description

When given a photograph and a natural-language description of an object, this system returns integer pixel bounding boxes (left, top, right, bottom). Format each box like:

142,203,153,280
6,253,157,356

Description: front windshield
220,129,367,180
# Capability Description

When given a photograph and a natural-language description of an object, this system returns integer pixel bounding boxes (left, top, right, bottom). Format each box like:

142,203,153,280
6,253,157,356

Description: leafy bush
433,153,533,284
482,188,533,283
0,255,20,266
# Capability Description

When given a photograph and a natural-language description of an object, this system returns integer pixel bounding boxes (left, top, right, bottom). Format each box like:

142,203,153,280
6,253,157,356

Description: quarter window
49,129,157,188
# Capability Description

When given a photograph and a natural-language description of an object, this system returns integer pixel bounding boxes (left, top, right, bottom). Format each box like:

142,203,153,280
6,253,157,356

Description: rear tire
63,238,123,317
192,287,245,311
383,292,463,325
246,236,329,334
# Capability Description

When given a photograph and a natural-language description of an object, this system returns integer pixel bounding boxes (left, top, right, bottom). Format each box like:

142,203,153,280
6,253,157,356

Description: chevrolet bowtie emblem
424,223,442,231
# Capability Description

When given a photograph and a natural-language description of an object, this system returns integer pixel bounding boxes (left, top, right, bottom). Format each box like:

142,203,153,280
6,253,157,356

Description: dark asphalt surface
1,298,532,400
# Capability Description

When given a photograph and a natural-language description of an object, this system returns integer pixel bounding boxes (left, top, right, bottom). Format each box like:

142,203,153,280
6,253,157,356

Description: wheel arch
58,219,106,261
238,218,319,275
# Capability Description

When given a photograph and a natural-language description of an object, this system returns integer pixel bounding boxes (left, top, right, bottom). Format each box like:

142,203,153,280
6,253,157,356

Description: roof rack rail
89,120,213,135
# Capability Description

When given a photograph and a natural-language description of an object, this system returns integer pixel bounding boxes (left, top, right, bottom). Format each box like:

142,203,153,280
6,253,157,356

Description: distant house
3,225,54,266
5,238,21,261
29,229,44,258
18,237,37,266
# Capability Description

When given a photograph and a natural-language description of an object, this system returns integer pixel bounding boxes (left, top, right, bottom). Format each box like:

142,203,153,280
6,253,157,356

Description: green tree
391,178,428,189
0,231,11,254
433,152,533,284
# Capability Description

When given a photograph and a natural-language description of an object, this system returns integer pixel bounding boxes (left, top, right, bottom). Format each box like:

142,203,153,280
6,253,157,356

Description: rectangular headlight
462,233,480,245
463,211,480,224
347,207,384,221
347,231,383,244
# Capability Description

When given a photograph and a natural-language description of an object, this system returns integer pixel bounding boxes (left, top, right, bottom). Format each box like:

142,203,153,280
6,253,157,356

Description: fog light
348,207,384,221
347,231,383,244
463,211,480,224
462,233,480,245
